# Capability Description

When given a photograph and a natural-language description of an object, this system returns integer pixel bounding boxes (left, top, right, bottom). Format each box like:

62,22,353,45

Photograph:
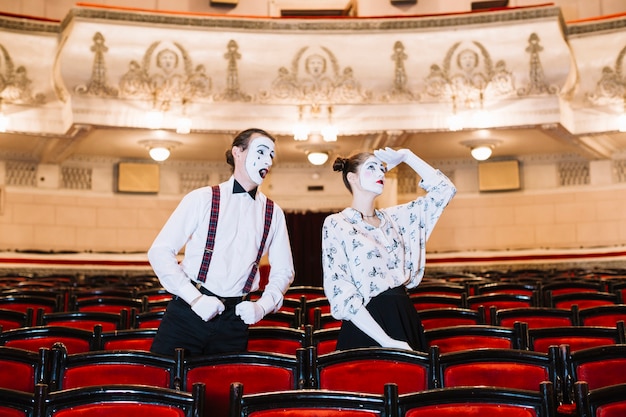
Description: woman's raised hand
374,147,409,171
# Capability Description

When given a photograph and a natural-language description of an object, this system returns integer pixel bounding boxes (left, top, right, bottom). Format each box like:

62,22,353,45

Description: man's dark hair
225,128,276,169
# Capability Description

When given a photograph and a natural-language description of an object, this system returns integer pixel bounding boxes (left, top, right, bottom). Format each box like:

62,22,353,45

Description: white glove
235,301,266,325
374,147,438,180
191,295,225,321
351,308,412,350
374,147,409,171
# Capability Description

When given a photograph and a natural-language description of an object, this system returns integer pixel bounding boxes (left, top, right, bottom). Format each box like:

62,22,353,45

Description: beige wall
430,185,626,253
1,160,625,254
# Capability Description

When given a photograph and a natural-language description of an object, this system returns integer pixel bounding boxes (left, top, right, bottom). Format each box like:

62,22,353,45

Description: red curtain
285,211,335,287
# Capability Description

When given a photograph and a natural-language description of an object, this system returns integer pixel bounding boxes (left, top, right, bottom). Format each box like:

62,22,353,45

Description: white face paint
359,156,386,195
245,136,275,185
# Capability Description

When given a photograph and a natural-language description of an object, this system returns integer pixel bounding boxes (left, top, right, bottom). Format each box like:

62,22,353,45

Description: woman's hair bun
332,157,346,172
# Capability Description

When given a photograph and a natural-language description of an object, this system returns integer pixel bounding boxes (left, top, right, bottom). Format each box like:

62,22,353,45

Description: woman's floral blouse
322,170,456,320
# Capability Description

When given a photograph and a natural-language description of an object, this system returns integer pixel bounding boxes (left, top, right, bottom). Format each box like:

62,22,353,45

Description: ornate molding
66,5,563,33
567,15,626,37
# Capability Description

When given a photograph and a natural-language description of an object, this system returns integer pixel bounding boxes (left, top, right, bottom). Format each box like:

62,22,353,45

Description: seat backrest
313,346,439,394
607,280,626,304
135,287,173,303
0,307,34,330
546,291,619,310
577,304,626,327
0,387,37,417
132,309,165,329
70,295,146,314
36,310,128,331
561,344,626,405
312,307,341,330
308,326,340,355
303,297,331,327
527,321,626,353
410,294,467,310
229,381,398,417
424,324,526,353
438,346,561,406
247,326,307,355
493,306,579,328
574,381,626,417
542,280,605,297
0,346,49,393
38,381,205,417
284,286,326,301
473,281,539,296
466,293,536,324
183,350,305,417
251,308,302,329
419,307,486,330
49,343,182,391
0,295,61,315
70,288,137,299
0,325,99,354
95,328,157,351
398,382,556,417
408,283,468,297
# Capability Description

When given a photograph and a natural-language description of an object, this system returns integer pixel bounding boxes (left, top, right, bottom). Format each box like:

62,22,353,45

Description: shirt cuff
179,281,202,305
256,292,278,315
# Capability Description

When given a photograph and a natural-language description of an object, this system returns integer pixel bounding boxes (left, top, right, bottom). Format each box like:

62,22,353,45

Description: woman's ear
347,171,358,186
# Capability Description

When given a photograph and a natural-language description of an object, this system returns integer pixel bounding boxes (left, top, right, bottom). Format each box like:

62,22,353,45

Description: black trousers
336,286,426,351
150,294,248,357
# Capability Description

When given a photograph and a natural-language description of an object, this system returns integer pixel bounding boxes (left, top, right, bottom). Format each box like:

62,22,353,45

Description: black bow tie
233,180,257,199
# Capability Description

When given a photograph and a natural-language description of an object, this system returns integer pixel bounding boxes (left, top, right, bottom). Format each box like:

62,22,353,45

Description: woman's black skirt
335,286,426,351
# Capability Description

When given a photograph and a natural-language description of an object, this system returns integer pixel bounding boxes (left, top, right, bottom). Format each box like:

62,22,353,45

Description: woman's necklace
354,209,377,218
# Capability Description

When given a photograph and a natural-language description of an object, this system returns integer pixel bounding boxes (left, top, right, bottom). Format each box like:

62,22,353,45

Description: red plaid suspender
196,184,274,294
243,198,274,293
197,185,220,283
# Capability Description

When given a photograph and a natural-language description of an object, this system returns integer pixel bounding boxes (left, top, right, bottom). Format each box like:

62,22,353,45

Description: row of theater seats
6,379,624,417
3,269,626,327
2,269,626,416
3,291,626,334
1,380,205,417
2,316,625,357
5,340,626,417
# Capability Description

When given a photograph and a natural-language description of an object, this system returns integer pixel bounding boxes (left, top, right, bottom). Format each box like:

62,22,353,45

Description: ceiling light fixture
307,151,329,165
139,139,181,162
149,147,171,161
296,142,337,166
470,145,493,161
460,139,501,161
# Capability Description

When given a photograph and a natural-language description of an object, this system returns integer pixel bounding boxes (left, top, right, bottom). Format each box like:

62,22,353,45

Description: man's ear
232,145,243,161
